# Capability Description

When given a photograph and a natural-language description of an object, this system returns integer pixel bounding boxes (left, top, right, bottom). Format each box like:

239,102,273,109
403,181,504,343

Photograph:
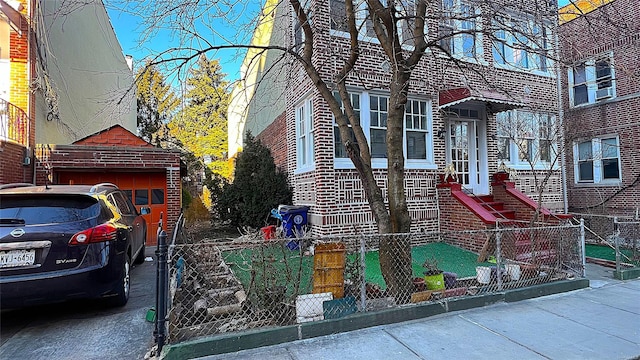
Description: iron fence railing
154,222,584,346
0,98,29,145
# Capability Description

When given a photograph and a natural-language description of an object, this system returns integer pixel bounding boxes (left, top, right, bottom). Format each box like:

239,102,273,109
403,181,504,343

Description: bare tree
102,0,570,301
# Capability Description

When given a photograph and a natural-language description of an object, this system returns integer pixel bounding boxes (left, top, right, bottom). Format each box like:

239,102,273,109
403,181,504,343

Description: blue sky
106,2,260,83
107,0,573,84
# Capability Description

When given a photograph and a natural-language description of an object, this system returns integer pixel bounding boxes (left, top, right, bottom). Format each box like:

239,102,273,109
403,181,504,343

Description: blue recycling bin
278,205,309,238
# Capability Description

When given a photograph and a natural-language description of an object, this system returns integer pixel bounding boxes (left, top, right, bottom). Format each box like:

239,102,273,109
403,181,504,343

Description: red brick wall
1,0,36,183
437,185,495,253
0,141,32,183
256,112,287,171
74,125,152,147
560,0,640,216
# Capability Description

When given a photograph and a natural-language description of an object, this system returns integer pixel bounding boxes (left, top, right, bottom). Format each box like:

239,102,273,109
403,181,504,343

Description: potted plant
423,257,445,291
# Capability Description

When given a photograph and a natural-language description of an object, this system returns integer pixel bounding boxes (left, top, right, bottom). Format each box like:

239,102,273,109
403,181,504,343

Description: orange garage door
58,171,167,245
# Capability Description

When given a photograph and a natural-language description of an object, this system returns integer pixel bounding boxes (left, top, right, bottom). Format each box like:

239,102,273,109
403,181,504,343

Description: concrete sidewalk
195,264,640,360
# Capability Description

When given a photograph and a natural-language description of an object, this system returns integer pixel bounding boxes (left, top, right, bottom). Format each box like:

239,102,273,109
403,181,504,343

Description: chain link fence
159,222,584,345
573,213,640,270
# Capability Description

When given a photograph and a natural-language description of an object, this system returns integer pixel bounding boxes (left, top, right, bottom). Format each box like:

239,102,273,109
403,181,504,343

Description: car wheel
133,245,146,265
109,254,131,307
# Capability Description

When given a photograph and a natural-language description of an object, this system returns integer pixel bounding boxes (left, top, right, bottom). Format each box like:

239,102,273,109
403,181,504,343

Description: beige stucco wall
34,0,135,144
227,0,288,157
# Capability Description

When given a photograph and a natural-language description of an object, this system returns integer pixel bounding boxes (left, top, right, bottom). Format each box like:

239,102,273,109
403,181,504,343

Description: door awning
439,87,525,113
0,0,24,35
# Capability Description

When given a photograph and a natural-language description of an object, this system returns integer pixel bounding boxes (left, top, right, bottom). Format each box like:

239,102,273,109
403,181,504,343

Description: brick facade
1,3,184,239
0,141,32,183
560,0,640,217
1,0,36,182
437,183,495,253
256,112,288,171
241,0,566,236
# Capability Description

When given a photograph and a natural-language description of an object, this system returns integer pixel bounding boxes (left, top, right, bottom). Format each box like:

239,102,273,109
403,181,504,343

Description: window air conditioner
596,87,613,100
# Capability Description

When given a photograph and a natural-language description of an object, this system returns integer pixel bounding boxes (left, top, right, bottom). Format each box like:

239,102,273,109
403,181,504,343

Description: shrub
184,196,210,224
216,132,292,228
182,187,193,209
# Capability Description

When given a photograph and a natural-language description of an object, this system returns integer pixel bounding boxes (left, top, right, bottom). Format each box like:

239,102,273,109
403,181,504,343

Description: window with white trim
293,0,311,52
405,99,428,159
333,91,434,168
334,92,360,158
440,0,482,60
296,98,314,171
330,0,348,32
574,136,620,184
496,110,556,168
491,17,552,73
568,56,615,107
330,0,419,47
369,95,388,158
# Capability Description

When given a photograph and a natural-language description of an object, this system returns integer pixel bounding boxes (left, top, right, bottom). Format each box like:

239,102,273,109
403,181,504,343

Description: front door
446,119,488,194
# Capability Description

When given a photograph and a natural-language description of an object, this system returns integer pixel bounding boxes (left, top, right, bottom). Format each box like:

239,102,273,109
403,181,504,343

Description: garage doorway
58,171,167,244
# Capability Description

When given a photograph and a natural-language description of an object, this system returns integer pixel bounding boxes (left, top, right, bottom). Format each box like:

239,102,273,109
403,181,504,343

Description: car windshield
0,195,100,225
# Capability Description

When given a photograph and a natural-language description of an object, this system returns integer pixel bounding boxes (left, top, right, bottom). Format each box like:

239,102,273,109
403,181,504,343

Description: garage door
58,171,167,245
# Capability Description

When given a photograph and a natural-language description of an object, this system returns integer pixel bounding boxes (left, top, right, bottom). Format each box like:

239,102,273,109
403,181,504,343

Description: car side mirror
140,207,151,215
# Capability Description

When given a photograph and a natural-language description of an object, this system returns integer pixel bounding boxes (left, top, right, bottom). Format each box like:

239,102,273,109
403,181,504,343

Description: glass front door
447,119,488,194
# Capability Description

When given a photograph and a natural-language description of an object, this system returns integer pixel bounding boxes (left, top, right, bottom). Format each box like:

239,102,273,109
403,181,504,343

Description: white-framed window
574,136,621,184
496,110,557,169
369,95,388,158
568,55,615,107
293,0,312,51
333,91,434,169
334,92,360,158
491,17,552,74
296,98,314,172
405,99,429,160
439,0,483,60
330,0,419,47
330,0,348,32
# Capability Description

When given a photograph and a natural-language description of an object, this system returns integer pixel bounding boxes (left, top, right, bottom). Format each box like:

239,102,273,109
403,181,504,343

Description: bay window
333,91,434,168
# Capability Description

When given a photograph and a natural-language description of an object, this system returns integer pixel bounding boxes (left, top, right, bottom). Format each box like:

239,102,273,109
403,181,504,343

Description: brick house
1,0,181,243
229,0,569,239
559,0,640,217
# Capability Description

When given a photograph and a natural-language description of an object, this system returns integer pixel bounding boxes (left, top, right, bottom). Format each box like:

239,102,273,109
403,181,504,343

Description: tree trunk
378,70,414,304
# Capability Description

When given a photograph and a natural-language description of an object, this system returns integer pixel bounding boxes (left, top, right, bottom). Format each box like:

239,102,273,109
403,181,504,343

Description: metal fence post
155,230,168,353
580,218,586,277
614,217,621,273
359,235,366,312
495,221,502,291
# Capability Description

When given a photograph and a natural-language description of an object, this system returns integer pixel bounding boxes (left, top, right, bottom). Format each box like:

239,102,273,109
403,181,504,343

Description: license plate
0,249,36,268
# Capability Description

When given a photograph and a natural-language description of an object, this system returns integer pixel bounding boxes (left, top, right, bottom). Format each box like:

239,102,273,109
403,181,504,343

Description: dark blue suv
0,183,149,308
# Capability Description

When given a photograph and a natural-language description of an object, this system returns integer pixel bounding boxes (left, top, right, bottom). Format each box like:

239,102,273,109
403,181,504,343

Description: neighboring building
230,0,568,237
1,0,181,243
560,0,640,217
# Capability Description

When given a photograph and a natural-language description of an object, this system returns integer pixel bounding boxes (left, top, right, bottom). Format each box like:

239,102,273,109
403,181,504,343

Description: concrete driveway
0,247,158,360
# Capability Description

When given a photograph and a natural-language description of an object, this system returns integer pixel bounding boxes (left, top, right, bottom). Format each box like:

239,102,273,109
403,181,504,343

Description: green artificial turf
585,244,640,266
222,244,315,297
223,242,492,293
350,242,494,289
